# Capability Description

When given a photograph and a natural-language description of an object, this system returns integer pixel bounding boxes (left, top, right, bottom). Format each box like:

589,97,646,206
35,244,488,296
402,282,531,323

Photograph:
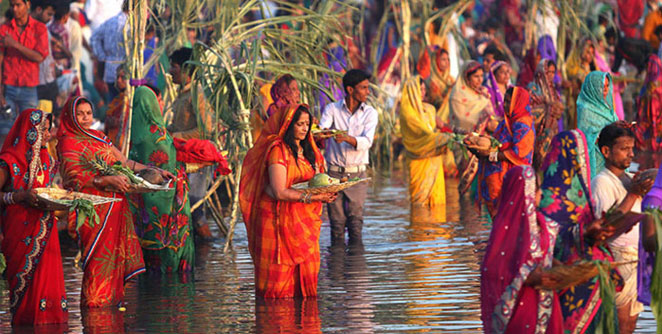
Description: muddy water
0,173,657,332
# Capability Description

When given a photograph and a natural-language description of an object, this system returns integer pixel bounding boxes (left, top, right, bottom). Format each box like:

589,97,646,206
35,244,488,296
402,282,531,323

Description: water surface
0,173,657,332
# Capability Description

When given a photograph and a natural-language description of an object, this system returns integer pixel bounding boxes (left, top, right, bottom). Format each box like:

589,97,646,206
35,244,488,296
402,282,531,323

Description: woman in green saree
129,85,195,273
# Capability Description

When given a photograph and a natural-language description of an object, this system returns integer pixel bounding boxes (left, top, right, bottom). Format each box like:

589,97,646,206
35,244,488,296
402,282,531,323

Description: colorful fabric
0,16,49,87
128,86,194,273
57,96,145,307
536,35,562,93
449,61,493,132
0,109,67,326
425,49,457,176
172,137,231,176
618,0,644,38
516,48,538,88
538,129,621,333
635,55,662,152
104,90,129,147
399,77,448,206
480,165,563,334
643,9,662,50
478,87,535,216
528,59,563,171
576,71,618,179
639,165,662,332
594,50,625,120
484,61,512,117
239,104,325,298
565,38,596,129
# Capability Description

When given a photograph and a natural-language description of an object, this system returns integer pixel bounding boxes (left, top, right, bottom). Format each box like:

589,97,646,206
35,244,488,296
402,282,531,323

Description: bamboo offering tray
312,129,347,139
292,178,371,195
35,188,121,211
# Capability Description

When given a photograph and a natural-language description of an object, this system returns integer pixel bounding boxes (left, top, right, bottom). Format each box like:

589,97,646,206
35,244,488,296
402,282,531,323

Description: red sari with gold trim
57,96,145,307
0,109,68,326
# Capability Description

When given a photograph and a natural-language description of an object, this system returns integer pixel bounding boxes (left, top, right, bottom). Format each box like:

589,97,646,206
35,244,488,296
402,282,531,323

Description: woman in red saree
476,86,535,216
57,96,157,307
239,104,336,298
480,165,563,333
0,109,68,326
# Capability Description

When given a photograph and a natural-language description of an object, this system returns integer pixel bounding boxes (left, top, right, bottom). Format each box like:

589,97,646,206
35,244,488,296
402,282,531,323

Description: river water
0,172,657,333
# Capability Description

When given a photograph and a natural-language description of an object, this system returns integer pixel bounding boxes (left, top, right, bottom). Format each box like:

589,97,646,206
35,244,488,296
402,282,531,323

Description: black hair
504,86,514,110
438,48,449,56
483,44,502,58
546,60,557,68
283,105,316,169
597,122,635,150
32,0,54,10
53,0,69,20
604,27,618,41
342,69,371,95
169,47,194,75
655,25,662,37
144,83,161,97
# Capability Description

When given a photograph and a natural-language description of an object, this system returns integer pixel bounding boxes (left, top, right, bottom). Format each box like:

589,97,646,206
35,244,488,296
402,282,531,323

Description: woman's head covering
449,60,492,132
57,96,110,145
539,129,594,226
531,59,558,103
566,37,595,79
0,109,53,189
642,54,662,94
239,104,324,229
485,60,511,117
537,35,556,62
576,71,618,177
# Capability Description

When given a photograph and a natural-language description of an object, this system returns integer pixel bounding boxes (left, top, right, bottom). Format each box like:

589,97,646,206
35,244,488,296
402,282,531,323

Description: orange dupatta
239,104,325,266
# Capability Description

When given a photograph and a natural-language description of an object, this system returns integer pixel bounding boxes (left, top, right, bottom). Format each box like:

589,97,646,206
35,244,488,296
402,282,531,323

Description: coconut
137,168,165,185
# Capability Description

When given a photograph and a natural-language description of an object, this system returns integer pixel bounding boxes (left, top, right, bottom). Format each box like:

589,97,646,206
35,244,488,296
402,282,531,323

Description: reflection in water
326,244,376,333
255,298,321,333
0,172,658,332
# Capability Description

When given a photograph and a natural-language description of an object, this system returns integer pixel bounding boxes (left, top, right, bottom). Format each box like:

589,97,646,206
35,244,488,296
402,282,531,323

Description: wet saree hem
9,212,53,315
81,199,116,269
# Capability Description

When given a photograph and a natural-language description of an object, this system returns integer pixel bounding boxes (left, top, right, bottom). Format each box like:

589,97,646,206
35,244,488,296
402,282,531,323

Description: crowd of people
4,0,662,333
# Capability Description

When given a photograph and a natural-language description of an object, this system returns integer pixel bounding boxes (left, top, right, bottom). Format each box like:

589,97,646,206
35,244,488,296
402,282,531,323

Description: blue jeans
0,85,38,135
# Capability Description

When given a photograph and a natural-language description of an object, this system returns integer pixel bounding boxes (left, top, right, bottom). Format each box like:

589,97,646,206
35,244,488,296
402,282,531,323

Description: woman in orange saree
0,109,68,326
475,86,535,216
57,96,153,307
239,104,336,298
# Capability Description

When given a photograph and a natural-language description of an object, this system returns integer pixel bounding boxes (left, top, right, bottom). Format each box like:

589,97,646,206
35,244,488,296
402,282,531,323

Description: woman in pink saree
480,165,563,333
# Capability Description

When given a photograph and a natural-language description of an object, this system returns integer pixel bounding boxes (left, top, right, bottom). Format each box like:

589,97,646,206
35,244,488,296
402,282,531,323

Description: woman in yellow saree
400,76,451,207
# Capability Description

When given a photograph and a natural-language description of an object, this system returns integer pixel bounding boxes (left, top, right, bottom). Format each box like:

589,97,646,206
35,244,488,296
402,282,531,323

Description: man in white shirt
319,69,378,247
592,123,653,334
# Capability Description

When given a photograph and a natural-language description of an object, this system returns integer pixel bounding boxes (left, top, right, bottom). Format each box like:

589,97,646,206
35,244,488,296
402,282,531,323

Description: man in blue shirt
319,69,378,247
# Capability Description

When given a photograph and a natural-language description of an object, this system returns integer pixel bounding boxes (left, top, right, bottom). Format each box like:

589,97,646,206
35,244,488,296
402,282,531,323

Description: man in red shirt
0,0,49,141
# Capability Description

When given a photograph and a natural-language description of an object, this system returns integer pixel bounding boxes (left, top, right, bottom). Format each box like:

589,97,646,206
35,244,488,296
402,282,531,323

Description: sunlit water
0,172,657,333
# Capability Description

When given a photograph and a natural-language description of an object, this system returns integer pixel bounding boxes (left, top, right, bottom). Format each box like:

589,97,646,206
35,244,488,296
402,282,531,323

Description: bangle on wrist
93,177,102,188
3,192,14,205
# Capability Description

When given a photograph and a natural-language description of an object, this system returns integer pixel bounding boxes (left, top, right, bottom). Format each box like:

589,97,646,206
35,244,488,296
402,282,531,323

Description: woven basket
35,188,121,211
291,178,371,194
